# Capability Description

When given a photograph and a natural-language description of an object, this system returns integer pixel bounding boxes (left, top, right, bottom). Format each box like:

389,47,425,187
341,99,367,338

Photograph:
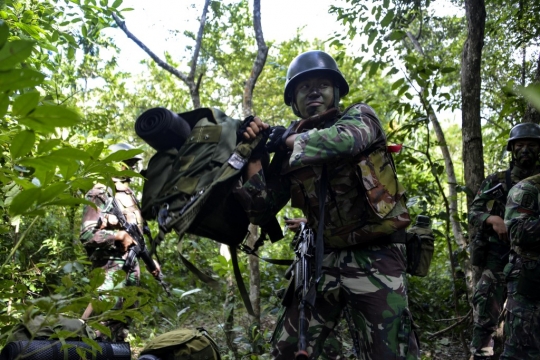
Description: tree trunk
461,0,486,208
405,31,466,249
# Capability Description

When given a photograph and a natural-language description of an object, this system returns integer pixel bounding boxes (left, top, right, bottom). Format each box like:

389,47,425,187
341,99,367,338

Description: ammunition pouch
517,258,540,300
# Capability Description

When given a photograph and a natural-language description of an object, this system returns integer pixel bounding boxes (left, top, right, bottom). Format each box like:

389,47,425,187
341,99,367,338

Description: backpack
138,328,220,360
136,107,282,315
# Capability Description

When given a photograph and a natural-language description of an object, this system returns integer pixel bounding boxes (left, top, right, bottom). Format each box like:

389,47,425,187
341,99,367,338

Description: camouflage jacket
236,103,410,248
469,165,539,245
505,173,540,259
79,178,143,259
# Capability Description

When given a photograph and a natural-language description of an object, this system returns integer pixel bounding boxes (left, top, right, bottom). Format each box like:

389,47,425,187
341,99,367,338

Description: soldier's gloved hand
115,230,135,252
237,116,269,143
266,126,286,153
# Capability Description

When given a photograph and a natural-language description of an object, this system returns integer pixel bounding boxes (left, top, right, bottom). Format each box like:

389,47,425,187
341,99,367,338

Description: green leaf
440,67,456,74
0,68,45,92
39,182,69,204
380,10,394,28
0,20,8,48
0,40,35,70
112,0,123,8
37,139,62,154
9,187,41,216
12,91,40,117
0,93,9,118
391,78,405,90
517,84,540,111
10,130,35,159
89,268,106,290
19,105,81,132
50,147,91,161
101,148,143,163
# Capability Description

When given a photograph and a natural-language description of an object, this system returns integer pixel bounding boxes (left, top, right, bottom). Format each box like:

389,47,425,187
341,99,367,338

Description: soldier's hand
242,117,269,140
152,260,162,278
115,230,135,252
285,217,307,231
486,215,508,242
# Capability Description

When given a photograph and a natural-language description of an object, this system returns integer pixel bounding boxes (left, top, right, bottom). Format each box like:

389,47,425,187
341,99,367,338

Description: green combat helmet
506,122,540,150
284,50,349,116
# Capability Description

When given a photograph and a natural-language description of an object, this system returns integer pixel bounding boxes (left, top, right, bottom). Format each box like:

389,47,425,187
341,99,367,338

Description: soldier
236,50,418,359
502,172,540,359
468,123,540,359
80,143,158,342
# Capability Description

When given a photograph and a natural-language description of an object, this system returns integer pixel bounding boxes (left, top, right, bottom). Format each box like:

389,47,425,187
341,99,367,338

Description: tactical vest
282,103,409,248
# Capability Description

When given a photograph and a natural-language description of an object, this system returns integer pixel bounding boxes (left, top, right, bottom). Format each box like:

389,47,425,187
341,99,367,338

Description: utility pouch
517,259,540,300
406,215,435,277
470,231,489,267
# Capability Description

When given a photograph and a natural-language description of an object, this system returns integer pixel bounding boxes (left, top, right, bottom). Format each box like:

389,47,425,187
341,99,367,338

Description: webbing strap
230,246,255,316
315,165,328,281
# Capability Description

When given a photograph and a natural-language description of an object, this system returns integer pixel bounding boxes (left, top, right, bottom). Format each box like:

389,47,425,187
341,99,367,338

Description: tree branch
111,13,189,84
190,0,211,81
427,309,472,339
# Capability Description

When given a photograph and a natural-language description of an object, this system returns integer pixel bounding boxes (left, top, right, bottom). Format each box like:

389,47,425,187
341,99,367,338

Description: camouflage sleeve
79,184,117,249
468,173,504,229
505,180,540,251
289,103,386,168
234,169,291,226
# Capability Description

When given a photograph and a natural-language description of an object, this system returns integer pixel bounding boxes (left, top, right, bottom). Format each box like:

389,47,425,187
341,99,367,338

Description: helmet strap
333,86,340,109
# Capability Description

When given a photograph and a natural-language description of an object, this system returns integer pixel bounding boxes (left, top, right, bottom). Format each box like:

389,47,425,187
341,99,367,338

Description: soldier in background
468,123,540,359
80,143,158,342
501,172,540,359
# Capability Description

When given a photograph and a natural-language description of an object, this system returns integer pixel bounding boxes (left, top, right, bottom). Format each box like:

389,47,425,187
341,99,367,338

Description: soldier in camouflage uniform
236,50,419,359
502,172,540,359
80,143,148,342
468,123,540,359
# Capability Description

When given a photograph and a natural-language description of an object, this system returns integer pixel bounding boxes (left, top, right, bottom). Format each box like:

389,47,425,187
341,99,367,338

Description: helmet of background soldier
283,50,349,116
108,143,143,168
506,123,540,151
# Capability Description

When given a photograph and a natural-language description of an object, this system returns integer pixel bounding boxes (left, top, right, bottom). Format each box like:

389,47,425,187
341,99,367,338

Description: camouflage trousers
93,254,140,342
500,279,540,360
470,246,508,357
271,243,419,360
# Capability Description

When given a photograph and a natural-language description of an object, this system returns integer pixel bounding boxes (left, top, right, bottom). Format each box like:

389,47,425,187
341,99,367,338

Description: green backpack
139,328,220,360
136,107,282,315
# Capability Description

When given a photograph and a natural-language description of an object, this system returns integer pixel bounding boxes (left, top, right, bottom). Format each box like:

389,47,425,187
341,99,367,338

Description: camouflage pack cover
140,328,220,360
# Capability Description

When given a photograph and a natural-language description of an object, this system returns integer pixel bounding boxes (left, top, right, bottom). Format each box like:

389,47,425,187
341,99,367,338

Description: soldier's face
293,76,334,118
512,139,540,167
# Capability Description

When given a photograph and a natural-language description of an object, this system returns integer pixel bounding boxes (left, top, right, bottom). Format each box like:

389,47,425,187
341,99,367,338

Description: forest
1,0,540,359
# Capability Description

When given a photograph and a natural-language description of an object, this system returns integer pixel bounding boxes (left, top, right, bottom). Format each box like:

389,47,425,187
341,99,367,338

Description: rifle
285,221,315,360
102,197,171,296
286,221,360,359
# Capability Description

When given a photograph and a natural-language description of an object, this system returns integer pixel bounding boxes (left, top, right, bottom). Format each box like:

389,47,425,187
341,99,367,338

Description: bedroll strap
230,246,255,316
178,252,220,290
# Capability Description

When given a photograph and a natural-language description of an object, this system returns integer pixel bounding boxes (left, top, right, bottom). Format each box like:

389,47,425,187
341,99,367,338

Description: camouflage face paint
294,76,335,119
512,140,540,168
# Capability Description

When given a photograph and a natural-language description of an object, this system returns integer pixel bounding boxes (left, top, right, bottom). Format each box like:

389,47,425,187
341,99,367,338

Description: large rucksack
136,107,282,315
138,328,220,360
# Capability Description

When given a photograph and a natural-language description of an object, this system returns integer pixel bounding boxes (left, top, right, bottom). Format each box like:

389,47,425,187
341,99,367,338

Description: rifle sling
178,253,220,290
316,165,328,281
